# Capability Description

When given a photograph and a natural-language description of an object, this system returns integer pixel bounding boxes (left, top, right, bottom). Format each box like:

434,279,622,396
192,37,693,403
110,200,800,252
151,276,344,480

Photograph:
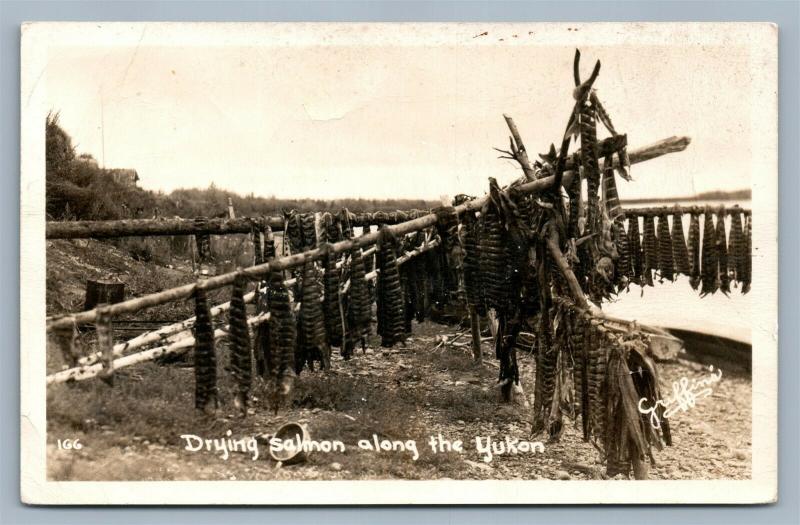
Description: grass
47,333,490,480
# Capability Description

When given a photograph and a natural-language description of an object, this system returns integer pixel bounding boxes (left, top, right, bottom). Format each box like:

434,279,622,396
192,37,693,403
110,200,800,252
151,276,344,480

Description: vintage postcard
20,22,777,504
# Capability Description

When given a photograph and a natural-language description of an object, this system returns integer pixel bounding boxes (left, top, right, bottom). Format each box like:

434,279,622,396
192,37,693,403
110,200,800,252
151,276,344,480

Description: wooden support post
501,115,536,181
486,309,499,342
468,305,482,364
545,226,589,310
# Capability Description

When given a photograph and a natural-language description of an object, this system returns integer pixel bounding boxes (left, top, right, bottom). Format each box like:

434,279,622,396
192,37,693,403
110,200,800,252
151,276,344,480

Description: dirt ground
46,239,752,481
47,323,751,482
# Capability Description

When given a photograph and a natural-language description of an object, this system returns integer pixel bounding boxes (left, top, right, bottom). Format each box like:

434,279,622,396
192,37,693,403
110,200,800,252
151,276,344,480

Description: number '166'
57,439,83,450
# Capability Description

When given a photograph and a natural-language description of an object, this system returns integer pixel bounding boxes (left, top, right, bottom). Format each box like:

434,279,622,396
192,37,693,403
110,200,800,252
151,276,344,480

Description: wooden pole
501,115,536,181
47,312,271,385
46,210,429,240
545,226,589,310
468,305,482,364
77,284,266,367
621,204,750,217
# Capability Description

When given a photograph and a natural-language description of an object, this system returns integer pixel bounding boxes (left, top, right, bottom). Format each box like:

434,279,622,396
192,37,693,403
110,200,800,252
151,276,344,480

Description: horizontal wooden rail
622,205,752,217
45,210,429,239
47,311,271,385
46,136,690,333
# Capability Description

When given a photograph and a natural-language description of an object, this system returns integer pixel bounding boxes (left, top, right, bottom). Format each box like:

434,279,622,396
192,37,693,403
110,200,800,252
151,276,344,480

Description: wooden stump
84,280,125,311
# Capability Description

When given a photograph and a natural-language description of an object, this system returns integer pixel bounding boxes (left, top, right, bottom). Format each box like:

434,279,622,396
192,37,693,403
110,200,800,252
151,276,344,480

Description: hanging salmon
377,227,405,347
700,211,718,296
479,203,511,311
602,154,624,223
194,216,212,262
263,226,276,260
229,275,252,417
255,279,271,379
532,305,557,434
406,231,428,323
251,224,264,267
715,211,731,295
267,272,296,412
322,247,343,349
742,214,752,294
463,212,485,315
569,313,590,441
193,286,218,415
348,247,372,338
297,261,329,372
580,104,601,234
627,216,643,285
96,307,115,386
322,212,342,244
300,213,317,250
642,215,658,287
586,321,608,445
284,211,304,254
53,324,80,370
671,212,690,276
657,214,675,282
567,166,582,240
601,154,629,288
729,211,744,284
687,213,701,290
339,209,354,240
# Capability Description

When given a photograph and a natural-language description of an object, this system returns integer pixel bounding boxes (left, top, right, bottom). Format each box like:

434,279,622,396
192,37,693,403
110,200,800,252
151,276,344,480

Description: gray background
1,1,797,524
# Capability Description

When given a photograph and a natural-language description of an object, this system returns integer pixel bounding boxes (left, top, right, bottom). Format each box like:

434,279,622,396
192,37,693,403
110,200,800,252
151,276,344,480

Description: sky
44,28,757,201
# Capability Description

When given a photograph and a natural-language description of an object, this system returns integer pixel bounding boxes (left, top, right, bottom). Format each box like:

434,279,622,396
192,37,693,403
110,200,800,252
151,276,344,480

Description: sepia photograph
20,22,777,504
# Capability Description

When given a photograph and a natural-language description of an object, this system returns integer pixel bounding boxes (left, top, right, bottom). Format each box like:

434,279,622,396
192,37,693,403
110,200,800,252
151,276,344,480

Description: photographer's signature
638,365,723,429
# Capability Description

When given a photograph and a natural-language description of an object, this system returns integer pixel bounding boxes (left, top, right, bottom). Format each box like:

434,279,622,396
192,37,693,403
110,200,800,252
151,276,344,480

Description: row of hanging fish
546,297,672,478
187,217,456,415
617,208,752,296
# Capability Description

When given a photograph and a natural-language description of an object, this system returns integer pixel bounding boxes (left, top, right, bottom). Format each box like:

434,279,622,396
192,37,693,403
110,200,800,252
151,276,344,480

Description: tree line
46,112,439,223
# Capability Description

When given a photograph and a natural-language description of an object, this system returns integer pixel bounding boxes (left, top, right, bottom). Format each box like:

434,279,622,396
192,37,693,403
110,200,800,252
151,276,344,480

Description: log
77,285,266,367
545,227,589,310
46,210,429,240
48,312,271,385
48,216,282,240
47,136,689,333
84,280,125,311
